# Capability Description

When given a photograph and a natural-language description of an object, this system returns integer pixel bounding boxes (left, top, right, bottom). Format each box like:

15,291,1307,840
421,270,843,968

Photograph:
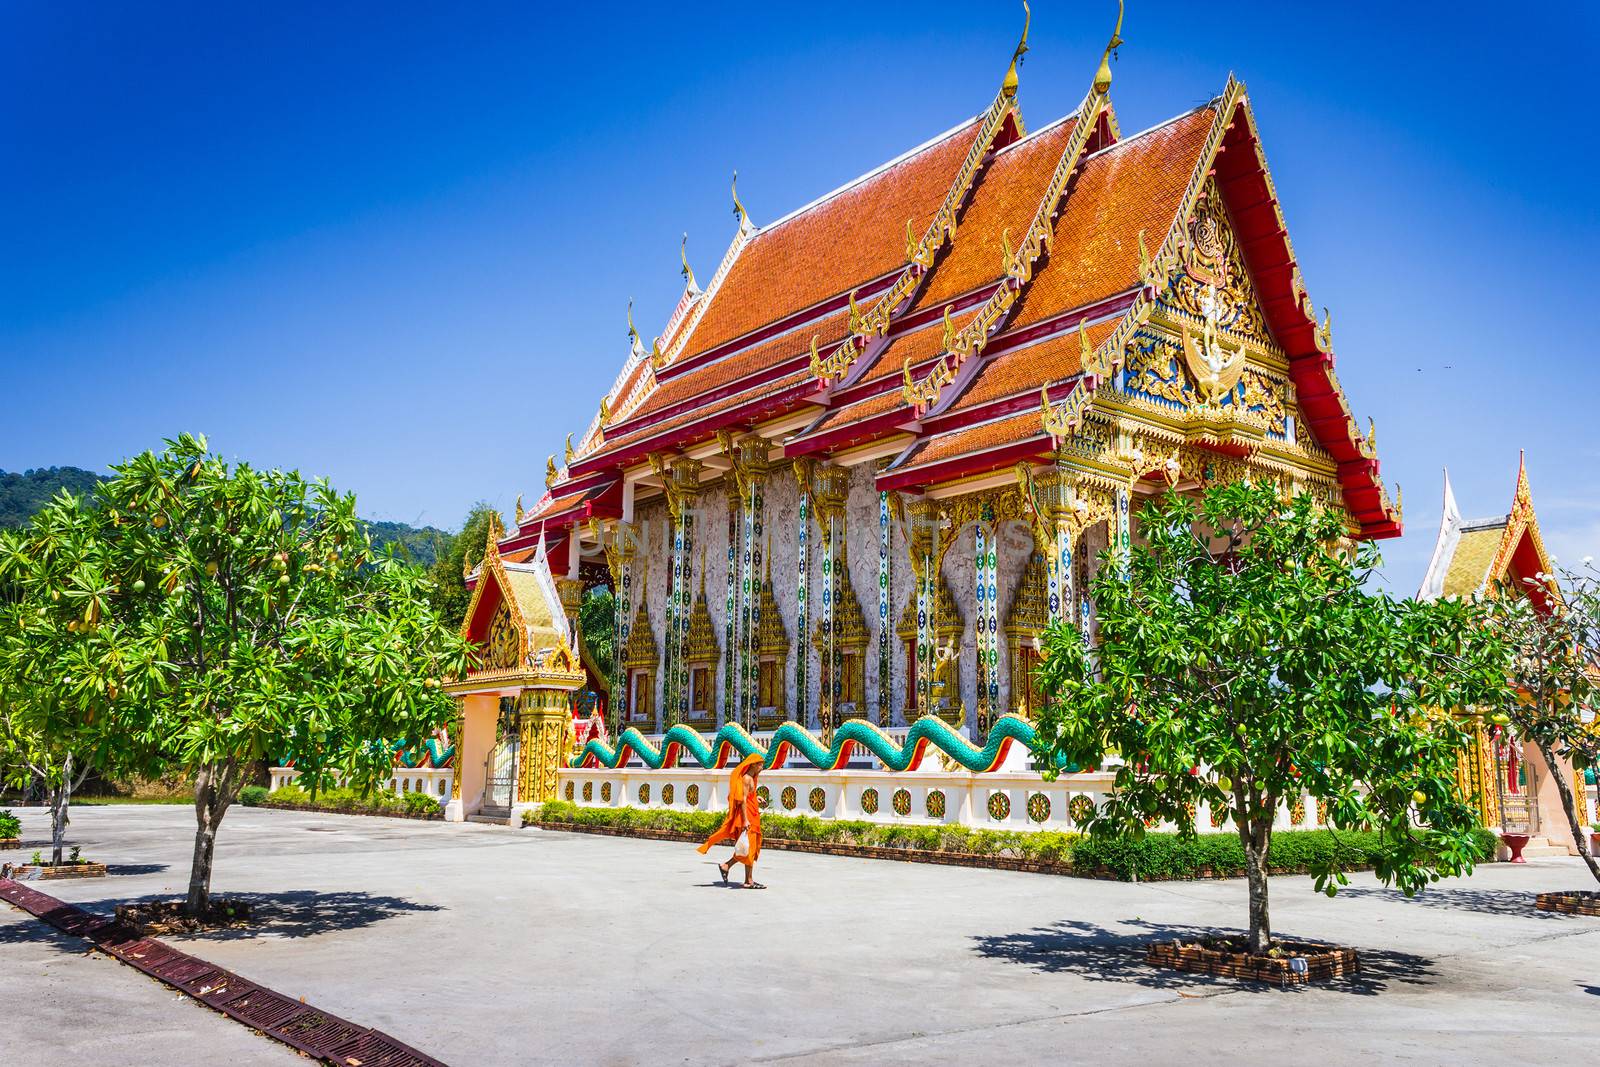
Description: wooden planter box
114,898,252,936
1535,891,1600,917
1147,938,1360,986
0,838,20,850
2,861,108,881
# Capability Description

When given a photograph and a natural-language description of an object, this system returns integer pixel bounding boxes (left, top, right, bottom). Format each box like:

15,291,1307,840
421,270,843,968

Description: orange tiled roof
891,408,1050,476
680,118,983,361
909,116,1079,314
945,319,1119,414
621,307,851,427
1013,106,1215,329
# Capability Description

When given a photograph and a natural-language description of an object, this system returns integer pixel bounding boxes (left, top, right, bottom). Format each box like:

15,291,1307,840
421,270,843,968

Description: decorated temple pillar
652,454,703,728
515,686,580,808
724,433,770,732
1018,464,1099,630
903,498,942,721
876,489,894,726
792,458,815,727
813,464,850,741
973,508,1000,737
555,577,584,645
593,518,637,741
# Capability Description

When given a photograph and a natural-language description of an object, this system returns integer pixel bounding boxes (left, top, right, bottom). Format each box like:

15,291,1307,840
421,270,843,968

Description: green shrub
1070,826,1502,881
529,802,1499,882
0,809,20,838
269,783,311,805
529,802,1083,863
401,791,441,815
238,786,269,807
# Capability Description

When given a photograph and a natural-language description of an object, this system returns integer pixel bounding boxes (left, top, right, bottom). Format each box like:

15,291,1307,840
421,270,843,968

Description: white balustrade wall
268,766,453,806
555,764,1310,834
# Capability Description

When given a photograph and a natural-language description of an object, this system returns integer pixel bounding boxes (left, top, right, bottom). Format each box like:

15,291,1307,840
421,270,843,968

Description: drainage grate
0,878,447,1066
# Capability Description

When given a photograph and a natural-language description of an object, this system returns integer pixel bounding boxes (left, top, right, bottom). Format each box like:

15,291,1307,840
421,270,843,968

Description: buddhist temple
1419,458,1591,858
440,6,1402,822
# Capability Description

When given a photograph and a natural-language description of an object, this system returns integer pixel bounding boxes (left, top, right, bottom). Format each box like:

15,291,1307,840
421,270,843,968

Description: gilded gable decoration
1164,179,1270,346
486,602,521,670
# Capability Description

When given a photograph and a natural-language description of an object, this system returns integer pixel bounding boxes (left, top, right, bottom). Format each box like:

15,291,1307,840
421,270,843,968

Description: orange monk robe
697,753,763,863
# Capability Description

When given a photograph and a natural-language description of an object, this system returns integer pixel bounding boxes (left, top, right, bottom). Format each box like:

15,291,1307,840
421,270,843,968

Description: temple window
896,573,963,725
622,596,659,726
812,554,871,720
754,569,791,729
683,573,720,722
691,667,713,714
1004,551,1049,717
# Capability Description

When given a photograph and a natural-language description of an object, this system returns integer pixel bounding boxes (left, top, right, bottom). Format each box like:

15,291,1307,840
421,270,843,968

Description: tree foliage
1033,483,1512,953
0,491,152,862
1488,560,1600,883
0,435,471,913
580,585,617,693
425,503,501,626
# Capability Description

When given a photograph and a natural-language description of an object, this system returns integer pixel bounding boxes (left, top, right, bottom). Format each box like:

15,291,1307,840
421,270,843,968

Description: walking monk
698,753,765,889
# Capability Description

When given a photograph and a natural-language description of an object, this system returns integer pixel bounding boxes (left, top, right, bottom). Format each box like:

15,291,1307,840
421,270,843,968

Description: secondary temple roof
1419,458,1555,605
507,9,1403,569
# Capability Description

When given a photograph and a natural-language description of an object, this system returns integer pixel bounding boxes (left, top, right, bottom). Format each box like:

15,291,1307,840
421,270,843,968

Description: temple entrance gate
481,698,521,816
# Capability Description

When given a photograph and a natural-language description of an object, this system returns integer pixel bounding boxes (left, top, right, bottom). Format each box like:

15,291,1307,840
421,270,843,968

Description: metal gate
1494,733,1538,835
481,700,520,812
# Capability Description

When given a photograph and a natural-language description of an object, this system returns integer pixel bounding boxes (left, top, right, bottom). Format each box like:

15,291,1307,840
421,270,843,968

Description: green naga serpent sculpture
572,714,1041,774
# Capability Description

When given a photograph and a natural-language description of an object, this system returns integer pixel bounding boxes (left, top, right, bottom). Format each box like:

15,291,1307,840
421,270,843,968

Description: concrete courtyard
2,804,1596,1066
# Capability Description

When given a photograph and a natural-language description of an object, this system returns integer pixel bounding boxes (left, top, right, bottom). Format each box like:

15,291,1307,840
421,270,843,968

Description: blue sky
3,2,1597,592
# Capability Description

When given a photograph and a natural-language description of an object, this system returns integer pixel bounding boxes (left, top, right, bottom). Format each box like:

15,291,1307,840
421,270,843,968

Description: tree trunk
48,751,80,870
185,761,238,916
1234,806,1273,954
1536,743,1600,885
49,753,72,866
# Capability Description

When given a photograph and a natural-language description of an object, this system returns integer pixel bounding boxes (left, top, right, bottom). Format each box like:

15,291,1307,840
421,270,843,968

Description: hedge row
243,783,441,818
1069,826,1501,881
529,801,1500,881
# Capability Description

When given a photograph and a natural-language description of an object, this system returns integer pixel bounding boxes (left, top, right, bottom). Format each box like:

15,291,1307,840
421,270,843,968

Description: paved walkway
3,805,1597,1065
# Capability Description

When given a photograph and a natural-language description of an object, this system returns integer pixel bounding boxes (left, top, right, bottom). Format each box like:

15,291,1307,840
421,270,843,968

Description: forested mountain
1,466,449,567
0,467,105,527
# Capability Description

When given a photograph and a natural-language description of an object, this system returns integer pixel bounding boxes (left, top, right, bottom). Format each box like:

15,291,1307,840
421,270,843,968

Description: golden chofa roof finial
1002,1,1031,98
732,170,753,234
1093,0,1125,96
627,298,645,360
680,233,700,294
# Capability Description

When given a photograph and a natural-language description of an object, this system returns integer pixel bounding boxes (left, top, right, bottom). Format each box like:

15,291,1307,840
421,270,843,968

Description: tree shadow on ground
1333,885,1562,920
105,864,169,876
971,918,1436,996
0,914,79,948
110,889,444,942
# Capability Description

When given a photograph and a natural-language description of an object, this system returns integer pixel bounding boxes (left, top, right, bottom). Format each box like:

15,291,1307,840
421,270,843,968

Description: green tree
53,434,470,914
580,584,617,692
1488,560,1600,883
0,493,151,863
1034,483,1511,954
426,503,500,626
